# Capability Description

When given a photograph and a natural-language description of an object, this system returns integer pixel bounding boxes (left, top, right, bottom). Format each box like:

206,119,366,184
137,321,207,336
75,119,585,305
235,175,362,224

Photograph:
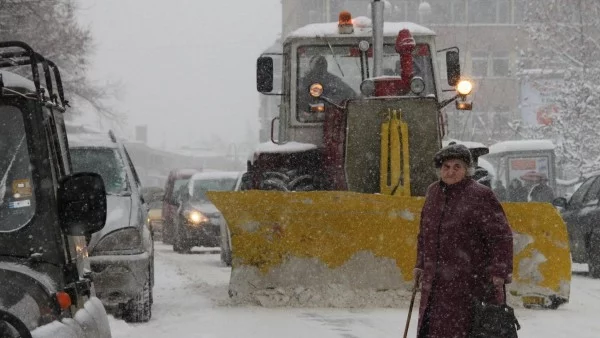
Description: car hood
189,201,221,217
88,195,131,249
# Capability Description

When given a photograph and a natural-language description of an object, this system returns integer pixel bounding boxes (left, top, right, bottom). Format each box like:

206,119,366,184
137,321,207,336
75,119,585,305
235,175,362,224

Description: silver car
68,129,154,323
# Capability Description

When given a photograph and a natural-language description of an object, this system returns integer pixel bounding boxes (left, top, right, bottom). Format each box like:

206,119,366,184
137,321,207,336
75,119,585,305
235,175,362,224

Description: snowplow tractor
208,5,570,309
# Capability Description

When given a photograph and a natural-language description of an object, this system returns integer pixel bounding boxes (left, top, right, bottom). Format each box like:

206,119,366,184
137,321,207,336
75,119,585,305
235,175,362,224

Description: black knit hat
433,143,473,168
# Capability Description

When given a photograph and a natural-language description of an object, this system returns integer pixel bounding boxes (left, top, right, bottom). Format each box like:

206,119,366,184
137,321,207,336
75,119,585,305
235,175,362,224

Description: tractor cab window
296,43,436,122
0,105,36,232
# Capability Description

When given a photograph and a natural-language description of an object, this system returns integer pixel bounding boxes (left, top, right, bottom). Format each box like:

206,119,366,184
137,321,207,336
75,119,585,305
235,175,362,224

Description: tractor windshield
296,43,436,122
0,105,36,232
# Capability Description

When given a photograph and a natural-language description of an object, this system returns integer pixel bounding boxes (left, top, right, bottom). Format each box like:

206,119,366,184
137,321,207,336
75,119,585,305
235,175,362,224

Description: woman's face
440,159,468,185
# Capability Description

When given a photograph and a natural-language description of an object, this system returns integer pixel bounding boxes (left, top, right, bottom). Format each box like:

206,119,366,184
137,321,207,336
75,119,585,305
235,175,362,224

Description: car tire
588,234,600,278
162,221,173,245
173,220,191,253
220,227,232,267
124,280,152,323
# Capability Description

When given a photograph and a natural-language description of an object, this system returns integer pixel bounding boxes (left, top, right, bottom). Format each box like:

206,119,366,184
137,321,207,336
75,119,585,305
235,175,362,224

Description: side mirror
58,173,107,236
446,50,460,87
257,56,274,93
552,197,568,209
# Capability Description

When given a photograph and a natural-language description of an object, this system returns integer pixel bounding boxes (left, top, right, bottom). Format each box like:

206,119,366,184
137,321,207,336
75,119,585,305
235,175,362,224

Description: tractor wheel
259,168,317,192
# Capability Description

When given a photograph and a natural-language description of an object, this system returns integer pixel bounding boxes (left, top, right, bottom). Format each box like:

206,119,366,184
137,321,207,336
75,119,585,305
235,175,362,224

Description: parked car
142,186,165,240
173,171,240,253
161,169,199,245
220,172,249,266
0,43,111,337
553,172,600,278
68,129,154,322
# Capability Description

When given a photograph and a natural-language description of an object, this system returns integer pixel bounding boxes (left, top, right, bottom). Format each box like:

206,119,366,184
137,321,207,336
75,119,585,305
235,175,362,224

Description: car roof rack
0,40,67,109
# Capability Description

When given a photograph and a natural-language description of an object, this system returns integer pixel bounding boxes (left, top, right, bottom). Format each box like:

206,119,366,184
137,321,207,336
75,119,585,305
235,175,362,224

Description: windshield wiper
322,37,345,77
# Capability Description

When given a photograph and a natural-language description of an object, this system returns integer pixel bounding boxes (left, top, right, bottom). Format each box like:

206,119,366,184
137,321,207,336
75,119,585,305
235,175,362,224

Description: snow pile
228,251,415,308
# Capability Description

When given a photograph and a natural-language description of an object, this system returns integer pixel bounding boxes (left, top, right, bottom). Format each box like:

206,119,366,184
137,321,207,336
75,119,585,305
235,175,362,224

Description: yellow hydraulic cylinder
380,110,411,196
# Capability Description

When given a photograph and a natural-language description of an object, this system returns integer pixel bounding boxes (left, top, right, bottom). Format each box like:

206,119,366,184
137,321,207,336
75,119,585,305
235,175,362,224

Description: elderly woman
413,143,514,338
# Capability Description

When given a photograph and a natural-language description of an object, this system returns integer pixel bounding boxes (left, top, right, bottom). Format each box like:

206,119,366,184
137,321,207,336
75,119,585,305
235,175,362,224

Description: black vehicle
67,127,154,323
173,172,239,253
554,173,600,278
0,42,111,337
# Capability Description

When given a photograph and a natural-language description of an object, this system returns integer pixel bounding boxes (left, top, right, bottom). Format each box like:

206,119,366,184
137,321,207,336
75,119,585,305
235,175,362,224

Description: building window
468,0,511,24
428,0,466,24
492,52,510,77
471,51,489,77
470,51,512,77
388,1,419,21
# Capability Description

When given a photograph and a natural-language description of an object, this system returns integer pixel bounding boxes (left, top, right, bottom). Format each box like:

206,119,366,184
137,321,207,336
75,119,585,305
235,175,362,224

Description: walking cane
403,281,418,338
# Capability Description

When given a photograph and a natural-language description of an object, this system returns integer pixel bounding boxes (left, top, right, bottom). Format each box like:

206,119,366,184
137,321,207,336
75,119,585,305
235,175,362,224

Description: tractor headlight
456,80,473,96
93,228,142,254
410,76,425,94
309,83,324,98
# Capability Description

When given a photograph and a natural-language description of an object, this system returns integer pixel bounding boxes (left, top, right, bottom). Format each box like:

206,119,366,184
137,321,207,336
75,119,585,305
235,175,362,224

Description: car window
569,176,597,207
0,105,36,232
70,147,130,195
192,177,237,201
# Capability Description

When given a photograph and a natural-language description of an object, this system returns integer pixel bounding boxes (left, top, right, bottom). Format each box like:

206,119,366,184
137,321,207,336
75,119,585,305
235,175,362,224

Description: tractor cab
0,41,111,337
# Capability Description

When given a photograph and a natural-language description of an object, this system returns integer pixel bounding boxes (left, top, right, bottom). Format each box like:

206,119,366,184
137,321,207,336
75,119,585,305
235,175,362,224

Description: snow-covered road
109,243,600,337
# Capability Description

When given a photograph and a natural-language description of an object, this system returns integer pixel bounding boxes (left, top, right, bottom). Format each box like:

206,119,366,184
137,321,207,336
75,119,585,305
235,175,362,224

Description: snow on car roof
191,171,240,181
255,141,318,154
0,70,50,96
288,20,435,39
488,140,555,154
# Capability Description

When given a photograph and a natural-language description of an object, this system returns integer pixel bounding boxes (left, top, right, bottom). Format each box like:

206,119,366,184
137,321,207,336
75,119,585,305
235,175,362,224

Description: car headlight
93,228,142,253
184,210,208,225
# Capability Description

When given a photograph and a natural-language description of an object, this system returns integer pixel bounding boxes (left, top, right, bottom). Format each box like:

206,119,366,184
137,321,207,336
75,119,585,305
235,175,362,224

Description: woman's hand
413,268,423,291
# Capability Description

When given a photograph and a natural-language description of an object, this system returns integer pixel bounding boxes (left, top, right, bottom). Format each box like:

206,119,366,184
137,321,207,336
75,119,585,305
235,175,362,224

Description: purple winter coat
415,178,513,338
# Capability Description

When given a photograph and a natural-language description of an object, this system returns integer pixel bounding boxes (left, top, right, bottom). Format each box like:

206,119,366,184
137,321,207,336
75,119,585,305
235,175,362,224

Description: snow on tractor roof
288,19,435,40
489,140,555,154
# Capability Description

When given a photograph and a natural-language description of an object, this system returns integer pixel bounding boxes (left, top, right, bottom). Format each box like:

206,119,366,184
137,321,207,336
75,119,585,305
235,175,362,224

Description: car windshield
191,177,237,201
296,43,435,122
0,105,36,232
70,148,129,195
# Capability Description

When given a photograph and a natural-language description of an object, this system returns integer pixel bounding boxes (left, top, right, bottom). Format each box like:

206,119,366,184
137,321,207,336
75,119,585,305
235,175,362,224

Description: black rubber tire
162,221,173,245
259,168,316,192
173,220,192,254
124,280,152,323
0,310,31,338
220,229,232,266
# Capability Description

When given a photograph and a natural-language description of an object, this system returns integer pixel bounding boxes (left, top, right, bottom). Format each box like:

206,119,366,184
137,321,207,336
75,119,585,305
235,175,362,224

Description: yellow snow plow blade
208,191,570,308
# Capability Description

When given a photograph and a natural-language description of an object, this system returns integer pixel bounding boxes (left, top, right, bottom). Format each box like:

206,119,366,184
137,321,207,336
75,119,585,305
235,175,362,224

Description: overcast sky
77,0,281,150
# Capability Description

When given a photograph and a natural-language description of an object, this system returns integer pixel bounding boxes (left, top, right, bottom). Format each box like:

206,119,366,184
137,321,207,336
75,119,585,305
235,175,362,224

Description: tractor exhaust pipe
372,0,384,77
